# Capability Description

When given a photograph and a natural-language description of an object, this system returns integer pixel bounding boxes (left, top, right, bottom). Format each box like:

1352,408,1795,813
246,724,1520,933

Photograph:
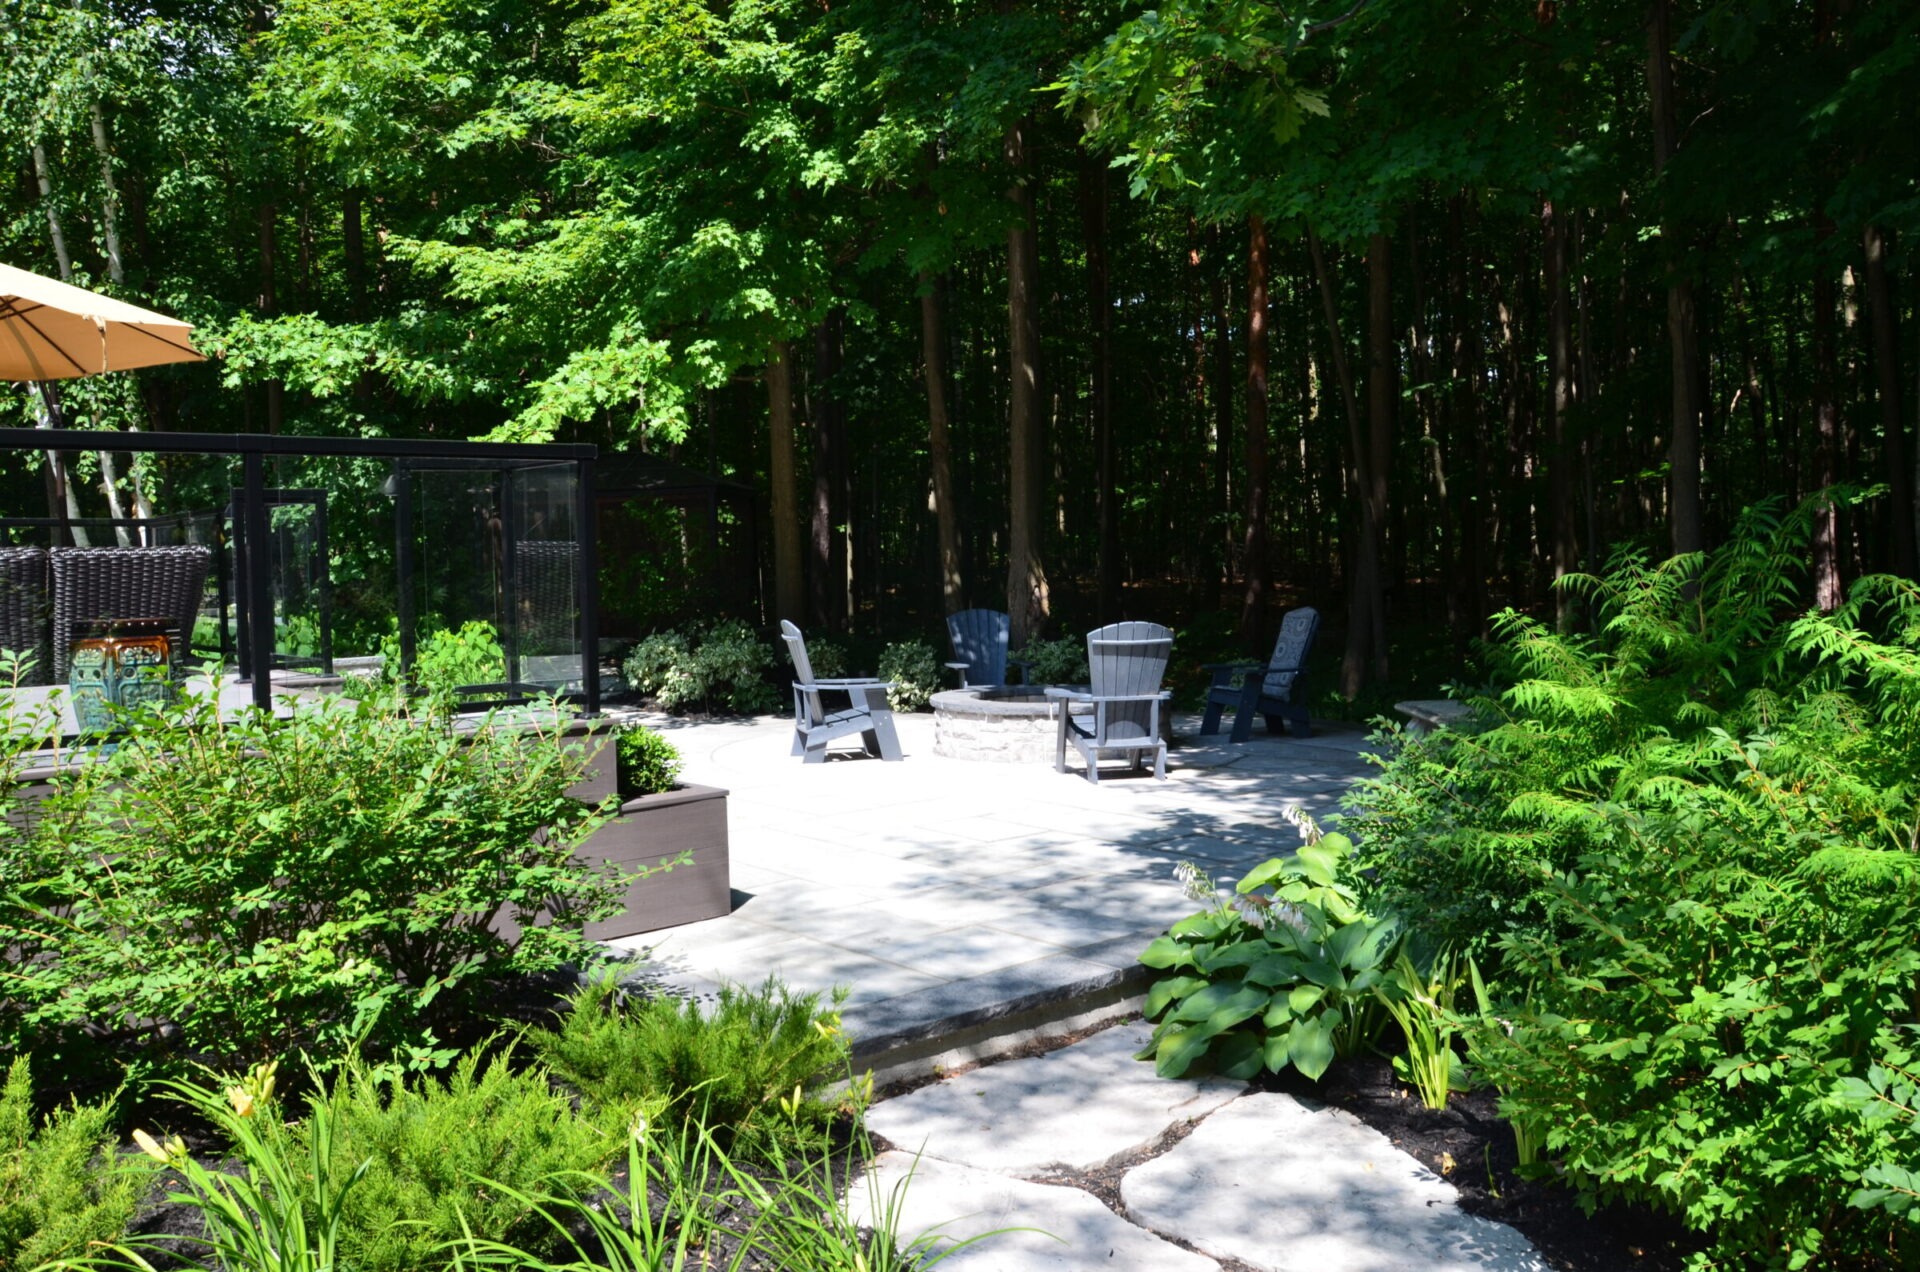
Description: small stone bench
1392,698,1473,735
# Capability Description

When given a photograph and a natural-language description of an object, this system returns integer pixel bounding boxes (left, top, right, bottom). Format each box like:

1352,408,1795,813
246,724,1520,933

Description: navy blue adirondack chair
780,620,902,763
943,608,1029,687
1198,606,1319,742
1045,621,1172,783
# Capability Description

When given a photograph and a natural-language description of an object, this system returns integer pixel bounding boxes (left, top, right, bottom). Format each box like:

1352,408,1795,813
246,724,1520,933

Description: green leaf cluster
0,1058,152,1272
1346,498,1920,1266
1138,833,1399,1081
0,685,621,1076
875,640,941,713
614,723,683,798
524,976,853,1160
621,620,778,716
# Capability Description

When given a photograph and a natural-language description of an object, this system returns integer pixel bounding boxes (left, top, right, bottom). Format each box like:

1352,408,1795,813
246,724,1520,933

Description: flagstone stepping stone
863,1021,1242,1174
1121,1092,1551,1272
848,1151,1218,1272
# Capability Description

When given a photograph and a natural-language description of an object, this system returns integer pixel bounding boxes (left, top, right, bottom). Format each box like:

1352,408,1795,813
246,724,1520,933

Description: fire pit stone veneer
930,686,1089,765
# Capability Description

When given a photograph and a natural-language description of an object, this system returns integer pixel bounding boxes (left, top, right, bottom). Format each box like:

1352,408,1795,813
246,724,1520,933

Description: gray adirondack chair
1045,621,1172,783
780,620,903,763
943,608,1030,687
1199,606,1319,742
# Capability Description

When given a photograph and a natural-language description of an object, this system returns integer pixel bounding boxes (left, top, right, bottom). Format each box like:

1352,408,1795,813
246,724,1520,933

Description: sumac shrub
0,686,621,1074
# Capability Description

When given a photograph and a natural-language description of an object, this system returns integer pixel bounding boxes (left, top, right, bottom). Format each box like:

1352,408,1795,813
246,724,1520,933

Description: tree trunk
1863,225,1915,576
258,202,283,433
808,310,847,631
1211,231,1234,597
1004,117,1050,646
29,142,89,544
1239,216,1272,639
344,188,368,321
1646,0,1704,557
1813,255,1842,610
766,342,806,624
1543,198,1579,629
1345,231,1394,692
1082,162,1118,623
921,273,964,613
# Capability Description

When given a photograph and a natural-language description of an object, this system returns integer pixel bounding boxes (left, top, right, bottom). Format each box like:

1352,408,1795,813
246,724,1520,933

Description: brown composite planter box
573,781,732,940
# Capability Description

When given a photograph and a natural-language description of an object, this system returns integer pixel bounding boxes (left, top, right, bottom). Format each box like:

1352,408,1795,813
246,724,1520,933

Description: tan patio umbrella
0,261,204,381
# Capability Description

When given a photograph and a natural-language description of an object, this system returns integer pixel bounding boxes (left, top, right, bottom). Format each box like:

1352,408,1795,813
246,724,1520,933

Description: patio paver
603,709,1379,1064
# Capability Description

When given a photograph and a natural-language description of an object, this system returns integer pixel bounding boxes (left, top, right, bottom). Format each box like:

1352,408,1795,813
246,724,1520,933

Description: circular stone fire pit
930,686,1088,764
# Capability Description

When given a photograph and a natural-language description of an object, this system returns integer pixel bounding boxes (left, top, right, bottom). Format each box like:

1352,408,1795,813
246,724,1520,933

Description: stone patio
600,708,1378,1072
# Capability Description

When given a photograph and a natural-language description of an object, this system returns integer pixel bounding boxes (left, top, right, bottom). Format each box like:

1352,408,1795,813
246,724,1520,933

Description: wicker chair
50,546,212,680
0,547,51,686
512,540,578,656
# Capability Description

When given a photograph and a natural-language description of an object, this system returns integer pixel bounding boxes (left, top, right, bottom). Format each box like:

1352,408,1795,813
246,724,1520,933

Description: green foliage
0,685,619,1074
0,1058,151,1272
615,723,683,798
102,1062,363,1272
308,1049,624,1272
1362,506,1920,1266
525,976,853,1158
876,640,941,713
1010,637,1087,686
622,621,777,716
1340,497,1903,959
1139,828,1400,1081
377,621,506,697
1375,951,1472,1112
1833,1029,1920,1224
801,637,848,681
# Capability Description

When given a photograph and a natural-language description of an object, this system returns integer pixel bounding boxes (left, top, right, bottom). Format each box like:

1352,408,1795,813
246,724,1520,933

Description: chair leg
791,728,807,757
1199,698,1225,735
869,710,903,761
1284,702,1311,737
1054,710,1069,774
802,738,829,764
1230,680,1260,744
1154,742,1167,780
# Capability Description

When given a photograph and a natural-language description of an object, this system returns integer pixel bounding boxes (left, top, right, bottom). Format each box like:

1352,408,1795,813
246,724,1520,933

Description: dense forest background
2,0,1915,701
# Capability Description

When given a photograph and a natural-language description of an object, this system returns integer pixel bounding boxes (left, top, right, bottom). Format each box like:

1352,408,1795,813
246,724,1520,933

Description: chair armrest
811,676,890,687
1043,687,1091,703
1080,691,1172,704
1200,660,1260,671
943,662,970,671
793,679,895,693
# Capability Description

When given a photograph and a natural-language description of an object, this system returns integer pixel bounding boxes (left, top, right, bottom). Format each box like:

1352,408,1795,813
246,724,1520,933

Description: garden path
600,710,1377,1074
850,1018,1550,1272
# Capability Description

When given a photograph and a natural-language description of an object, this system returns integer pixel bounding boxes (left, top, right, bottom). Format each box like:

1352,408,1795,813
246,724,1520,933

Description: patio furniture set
780,607,1321,783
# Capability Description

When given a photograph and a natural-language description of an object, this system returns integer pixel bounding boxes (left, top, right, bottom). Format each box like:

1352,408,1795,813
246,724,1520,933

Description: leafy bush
308,1050,625,1272
0,685,621,1073
1138,824,1400,1081
623,620,777,715
616,723,684,797
525,976,853,1157
1347,502,1920,1267
1011,636,1087,686
374,620,506,696
0,1058,152,1272
801,636,849,681
876,641,941,712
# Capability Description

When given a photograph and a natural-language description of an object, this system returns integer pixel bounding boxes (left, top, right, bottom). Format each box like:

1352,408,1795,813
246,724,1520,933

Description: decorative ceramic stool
67,619,174,732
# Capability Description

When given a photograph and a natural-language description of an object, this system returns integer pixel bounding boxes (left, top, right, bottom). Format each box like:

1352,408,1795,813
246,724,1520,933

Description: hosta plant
1138,828,1400,1081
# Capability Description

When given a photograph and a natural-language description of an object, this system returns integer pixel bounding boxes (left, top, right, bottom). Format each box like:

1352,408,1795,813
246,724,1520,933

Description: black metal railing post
576,455,600,716
241,452,273,714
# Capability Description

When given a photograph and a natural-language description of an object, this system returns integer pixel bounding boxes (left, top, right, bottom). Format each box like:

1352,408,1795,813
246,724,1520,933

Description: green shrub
616,723,683,797
375,620,506,696
1346,500,1920,1267
310,1049,627,1272
1011,636,1087,685
623,620,777,715
876,641,941,712
1138,824,1400,1081
0,685,621,1074
525,975,853,1157
802,636,848,681
0,1058,152,1272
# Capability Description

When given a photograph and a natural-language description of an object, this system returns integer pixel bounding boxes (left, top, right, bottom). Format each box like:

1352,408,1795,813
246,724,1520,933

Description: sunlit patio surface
602,710,1379,1072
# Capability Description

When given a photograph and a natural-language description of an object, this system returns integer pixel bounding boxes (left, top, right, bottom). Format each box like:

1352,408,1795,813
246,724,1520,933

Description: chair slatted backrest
1264,607,1320,698
50,546,211,680
780,620,827,727
1085,621,1172,741
946,608,1010,686
0,547,50,686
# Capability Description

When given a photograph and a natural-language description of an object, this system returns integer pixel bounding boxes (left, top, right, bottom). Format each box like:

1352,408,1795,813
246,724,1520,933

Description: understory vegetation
1142,504,1920,1269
